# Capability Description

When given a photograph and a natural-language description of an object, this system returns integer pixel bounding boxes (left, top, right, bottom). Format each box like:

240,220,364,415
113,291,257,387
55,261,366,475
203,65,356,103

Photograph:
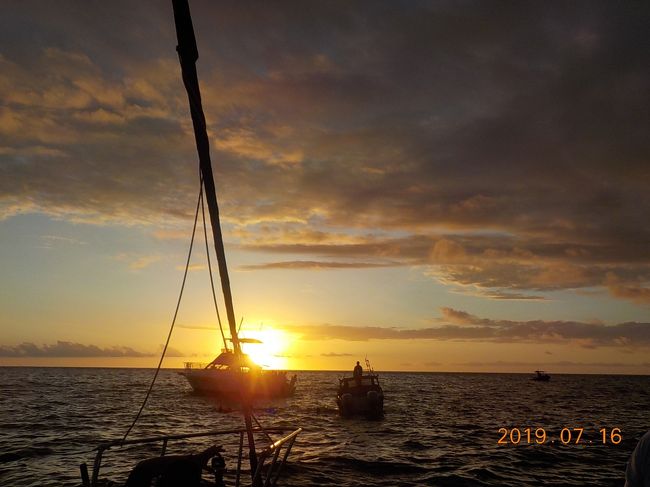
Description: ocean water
0,368,648,486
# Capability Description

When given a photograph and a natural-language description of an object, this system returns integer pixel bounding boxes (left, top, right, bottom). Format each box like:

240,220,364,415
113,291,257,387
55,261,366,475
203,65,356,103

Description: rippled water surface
1,368,649,486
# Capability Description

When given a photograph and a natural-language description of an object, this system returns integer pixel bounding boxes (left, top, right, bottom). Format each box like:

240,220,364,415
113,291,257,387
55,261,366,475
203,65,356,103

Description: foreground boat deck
81,427,301,487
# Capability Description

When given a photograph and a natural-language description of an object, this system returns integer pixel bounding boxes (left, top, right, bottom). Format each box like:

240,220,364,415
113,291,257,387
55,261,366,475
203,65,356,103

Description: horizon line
1,364,649,376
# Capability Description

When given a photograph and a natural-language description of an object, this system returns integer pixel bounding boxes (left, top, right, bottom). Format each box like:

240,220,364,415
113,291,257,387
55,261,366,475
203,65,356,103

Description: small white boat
181,351,297,398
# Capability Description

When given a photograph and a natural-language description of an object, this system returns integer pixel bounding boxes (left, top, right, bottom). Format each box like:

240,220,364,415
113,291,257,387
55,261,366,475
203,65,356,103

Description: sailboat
79,1,301,485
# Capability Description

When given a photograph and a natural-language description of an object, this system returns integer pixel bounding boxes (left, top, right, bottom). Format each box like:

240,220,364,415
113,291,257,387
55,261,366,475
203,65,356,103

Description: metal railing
80,426,302,487
252,428,302,487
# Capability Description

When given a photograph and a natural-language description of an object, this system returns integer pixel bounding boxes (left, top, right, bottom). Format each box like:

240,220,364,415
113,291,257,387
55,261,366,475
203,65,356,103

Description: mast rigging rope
121,179,203,445
200,185,228,351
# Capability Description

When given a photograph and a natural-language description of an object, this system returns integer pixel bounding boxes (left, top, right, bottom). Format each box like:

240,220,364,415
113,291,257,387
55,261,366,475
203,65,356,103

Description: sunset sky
1,1,649,373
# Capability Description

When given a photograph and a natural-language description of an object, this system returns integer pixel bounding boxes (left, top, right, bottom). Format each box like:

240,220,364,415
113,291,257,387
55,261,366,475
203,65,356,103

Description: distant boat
181,350,297,398
532,370,551,381
337,361,384,418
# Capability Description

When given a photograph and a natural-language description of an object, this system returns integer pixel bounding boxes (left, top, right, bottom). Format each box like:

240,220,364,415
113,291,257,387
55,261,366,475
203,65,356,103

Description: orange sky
1,1,649,373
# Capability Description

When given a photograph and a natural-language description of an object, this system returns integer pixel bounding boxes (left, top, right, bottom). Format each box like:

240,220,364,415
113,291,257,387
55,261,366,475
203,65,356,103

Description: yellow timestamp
497,427,622,445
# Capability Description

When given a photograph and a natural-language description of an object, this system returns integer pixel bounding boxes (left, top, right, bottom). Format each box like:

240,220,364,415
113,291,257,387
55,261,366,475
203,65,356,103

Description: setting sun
239,327,292,370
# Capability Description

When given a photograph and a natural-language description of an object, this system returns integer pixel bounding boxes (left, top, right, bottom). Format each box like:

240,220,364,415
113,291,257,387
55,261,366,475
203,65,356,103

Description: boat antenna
365,357,379,385
172,0,258,478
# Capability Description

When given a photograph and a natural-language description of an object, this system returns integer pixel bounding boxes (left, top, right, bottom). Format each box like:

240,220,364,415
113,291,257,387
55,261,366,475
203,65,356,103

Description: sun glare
239,327,291,370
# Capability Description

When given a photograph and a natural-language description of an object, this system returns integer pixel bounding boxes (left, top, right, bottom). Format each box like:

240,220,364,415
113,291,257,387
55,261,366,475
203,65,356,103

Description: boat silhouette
337,359,384,419
181,350,297,398
532,370,551,381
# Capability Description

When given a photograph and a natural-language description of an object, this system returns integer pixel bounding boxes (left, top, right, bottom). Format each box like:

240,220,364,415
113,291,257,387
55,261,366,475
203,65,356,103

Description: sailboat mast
171,0,241,354
171,0,259,479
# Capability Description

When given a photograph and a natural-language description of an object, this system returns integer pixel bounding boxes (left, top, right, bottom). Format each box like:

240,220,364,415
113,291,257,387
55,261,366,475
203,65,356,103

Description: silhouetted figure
353,361,363,384
211,454,226,487
626,430,650,487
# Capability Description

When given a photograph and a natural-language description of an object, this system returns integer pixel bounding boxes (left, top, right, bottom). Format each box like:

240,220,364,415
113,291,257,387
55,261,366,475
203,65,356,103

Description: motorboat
181,350,297,398
337,372,384,419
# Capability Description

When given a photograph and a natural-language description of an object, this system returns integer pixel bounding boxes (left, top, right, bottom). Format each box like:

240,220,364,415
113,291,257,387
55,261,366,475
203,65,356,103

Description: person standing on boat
353,361,363,384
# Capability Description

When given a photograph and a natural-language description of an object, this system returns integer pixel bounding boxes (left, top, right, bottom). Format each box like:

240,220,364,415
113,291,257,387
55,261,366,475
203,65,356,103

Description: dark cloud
478,291,546,301
1,1,648,301
177,324,220,331
282,307,650,348
321,352,353,357
606,275,650,305
0,341,153,357
158,345,185,358
456,361,650,369
241,233,650,301
239,260,397,271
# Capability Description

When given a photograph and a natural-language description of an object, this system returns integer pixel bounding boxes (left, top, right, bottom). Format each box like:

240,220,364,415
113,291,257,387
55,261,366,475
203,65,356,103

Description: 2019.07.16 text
497,427,622,446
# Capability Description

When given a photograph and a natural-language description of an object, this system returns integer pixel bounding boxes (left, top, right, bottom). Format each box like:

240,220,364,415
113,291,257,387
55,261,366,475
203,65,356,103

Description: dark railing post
90,446,104,487
79,463,90,487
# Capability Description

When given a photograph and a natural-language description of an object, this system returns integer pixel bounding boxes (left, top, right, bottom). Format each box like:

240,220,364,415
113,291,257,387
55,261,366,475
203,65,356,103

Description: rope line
200,185,228,351
120,181,203,445
251,413,273,442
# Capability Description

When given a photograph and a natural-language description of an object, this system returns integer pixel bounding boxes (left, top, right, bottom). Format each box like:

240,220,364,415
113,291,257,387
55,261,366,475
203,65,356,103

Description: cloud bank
0,341,152,357
282,307,650,348
0,341,185,358
1,1,648,302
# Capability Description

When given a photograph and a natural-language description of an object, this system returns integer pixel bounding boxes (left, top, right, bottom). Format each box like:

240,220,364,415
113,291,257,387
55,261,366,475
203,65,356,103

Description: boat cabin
339,375,381,390
205,351,261,371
